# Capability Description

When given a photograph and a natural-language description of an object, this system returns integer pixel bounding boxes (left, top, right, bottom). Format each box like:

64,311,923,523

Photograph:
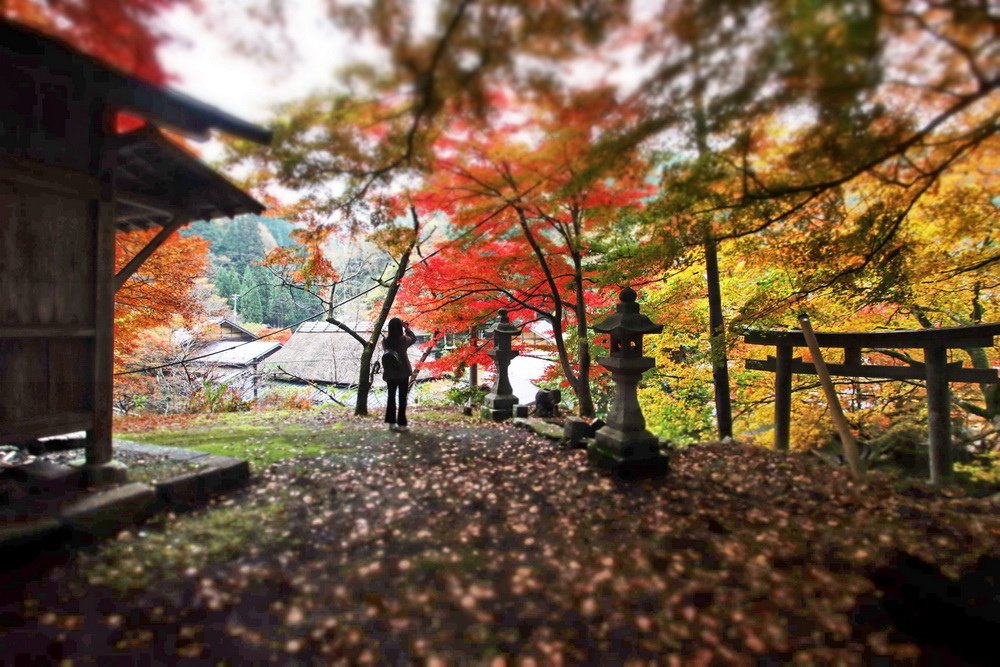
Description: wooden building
0,20,271,481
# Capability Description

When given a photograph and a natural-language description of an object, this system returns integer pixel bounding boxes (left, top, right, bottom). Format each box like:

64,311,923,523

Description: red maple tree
399,90,654,416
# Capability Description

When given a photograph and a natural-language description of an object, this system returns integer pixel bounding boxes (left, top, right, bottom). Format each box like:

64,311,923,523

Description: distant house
265,321,426,388
199,318,257,343
182,319,281,400
520,320,555,349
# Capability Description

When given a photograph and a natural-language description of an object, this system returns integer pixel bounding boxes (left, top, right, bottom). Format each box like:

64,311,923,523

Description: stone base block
587,440,669,479
61,482,157,539
587,438,670,479
68,459,129,487
482,394,518,421
482,407,513,421
7,460,83,494
594,426,663,459
564,417,589,448
513,404,530,418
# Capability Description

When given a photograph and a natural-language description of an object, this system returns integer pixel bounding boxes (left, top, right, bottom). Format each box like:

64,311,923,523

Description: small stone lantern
482,308,522,421
589,287,669,477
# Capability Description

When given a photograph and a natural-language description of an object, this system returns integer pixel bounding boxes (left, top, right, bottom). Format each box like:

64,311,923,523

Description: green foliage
182,215,267,270
214,266,240,302
239,266,264,323
445,383,486,407
189,380,251,414
954,452,1000,498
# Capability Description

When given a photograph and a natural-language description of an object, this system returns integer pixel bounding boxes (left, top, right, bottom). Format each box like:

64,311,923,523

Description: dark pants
385,380,409,426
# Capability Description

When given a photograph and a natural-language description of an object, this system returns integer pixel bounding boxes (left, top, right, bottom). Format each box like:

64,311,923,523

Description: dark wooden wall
0,50,110,454
0,162,101,443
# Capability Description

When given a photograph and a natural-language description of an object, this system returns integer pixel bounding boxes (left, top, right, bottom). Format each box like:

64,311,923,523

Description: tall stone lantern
589,287,669,477
482,309,522,421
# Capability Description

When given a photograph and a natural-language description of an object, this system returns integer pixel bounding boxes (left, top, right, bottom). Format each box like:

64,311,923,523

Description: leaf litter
2,407,999,664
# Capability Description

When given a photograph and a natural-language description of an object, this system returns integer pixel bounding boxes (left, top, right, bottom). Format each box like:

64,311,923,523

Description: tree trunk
705,233,733,439
572,253,595,417
354,232,416,416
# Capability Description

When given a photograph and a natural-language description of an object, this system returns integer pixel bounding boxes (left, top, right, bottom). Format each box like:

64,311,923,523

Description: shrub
445,383,487,407
255,388,315,411
189,380,251,413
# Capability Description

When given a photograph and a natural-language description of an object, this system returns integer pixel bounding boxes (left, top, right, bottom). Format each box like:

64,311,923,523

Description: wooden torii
744,323,1000,484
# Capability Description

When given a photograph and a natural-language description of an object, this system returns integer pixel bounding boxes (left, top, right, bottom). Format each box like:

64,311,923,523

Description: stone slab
512,418,565,441
154,470,203,506
60,482,157,539
154,456,250,506
113,439,210,462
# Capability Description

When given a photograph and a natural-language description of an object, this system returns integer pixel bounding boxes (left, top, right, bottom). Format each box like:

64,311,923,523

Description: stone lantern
482,308,522,421
589,287,669,477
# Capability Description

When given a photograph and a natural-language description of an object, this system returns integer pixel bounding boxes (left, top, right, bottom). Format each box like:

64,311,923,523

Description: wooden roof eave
107,80,272,145
112,128,266,292
113,126,264,227
0,19,272,146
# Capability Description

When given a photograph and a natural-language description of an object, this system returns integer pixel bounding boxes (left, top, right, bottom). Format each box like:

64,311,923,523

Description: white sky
157,0,353,159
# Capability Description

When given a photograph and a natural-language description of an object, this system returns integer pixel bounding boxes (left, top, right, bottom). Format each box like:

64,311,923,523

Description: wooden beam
0,412,93,444
0,325,96,338
745,358,998,384
0,155,100,197
744,323,1000,350
114,216,185,292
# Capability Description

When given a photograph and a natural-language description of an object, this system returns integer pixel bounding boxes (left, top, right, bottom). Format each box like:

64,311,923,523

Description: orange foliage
114,229,211,364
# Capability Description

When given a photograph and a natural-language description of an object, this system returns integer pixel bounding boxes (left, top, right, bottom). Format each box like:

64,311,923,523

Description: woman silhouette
382,317,416,431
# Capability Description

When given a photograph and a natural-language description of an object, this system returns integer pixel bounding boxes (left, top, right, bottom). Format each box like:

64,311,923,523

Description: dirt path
2,413,999,664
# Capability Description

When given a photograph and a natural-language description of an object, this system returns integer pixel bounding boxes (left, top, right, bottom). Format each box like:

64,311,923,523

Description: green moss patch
77,500,290,593
120,415,355,466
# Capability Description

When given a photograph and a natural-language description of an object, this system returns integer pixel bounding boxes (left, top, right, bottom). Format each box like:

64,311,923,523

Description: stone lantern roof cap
486,308,522,336
593,288,663,335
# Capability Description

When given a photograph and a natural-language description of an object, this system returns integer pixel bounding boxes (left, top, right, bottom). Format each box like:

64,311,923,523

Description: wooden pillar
774,345,793,451
925,345,952,485
87,143,116,465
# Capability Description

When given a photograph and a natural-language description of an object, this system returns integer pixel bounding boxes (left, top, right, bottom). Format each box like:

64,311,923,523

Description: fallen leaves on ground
2,408,998,664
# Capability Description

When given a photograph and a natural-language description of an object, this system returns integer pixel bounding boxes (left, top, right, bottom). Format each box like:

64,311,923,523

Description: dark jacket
382,328,415,381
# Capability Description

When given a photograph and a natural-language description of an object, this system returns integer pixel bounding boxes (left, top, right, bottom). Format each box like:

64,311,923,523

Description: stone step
60,482,157,540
